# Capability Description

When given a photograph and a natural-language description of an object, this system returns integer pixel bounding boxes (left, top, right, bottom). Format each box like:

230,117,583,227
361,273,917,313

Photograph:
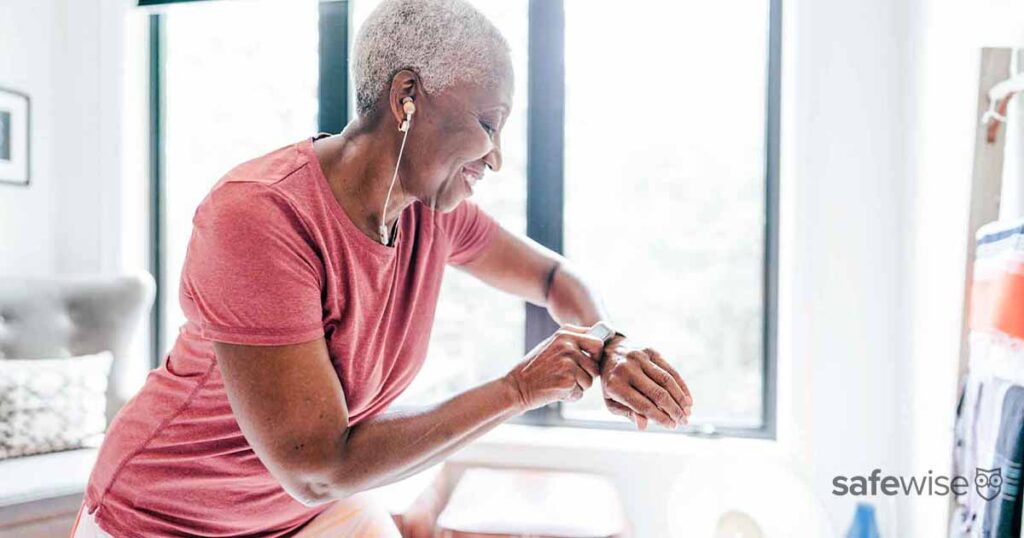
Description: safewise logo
832,468,1003,500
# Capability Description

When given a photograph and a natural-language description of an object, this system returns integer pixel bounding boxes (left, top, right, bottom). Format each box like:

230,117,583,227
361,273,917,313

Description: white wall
0,0,136,278
766,0,910,529
52,0,133,275
0,0,59,276
779,0,1024,535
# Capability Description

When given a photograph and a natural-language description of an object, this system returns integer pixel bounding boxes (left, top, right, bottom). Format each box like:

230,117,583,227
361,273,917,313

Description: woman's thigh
294,494,401,538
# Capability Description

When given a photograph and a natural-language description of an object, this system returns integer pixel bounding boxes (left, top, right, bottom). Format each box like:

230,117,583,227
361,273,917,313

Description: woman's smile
460,164,485,195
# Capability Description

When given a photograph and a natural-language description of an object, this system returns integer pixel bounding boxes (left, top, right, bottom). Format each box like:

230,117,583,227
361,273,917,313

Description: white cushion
0,447,98,506
0,352,112,459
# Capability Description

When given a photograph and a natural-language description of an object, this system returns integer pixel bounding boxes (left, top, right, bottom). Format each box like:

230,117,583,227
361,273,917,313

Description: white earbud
398,97,416,133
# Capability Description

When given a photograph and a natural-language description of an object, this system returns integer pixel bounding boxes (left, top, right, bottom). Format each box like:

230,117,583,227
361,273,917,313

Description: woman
77,0,692,535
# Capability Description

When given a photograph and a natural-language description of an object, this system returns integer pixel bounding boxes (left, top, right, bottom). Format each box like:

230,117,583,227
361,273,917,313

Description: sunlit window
160,0,319,355
561,0,770,428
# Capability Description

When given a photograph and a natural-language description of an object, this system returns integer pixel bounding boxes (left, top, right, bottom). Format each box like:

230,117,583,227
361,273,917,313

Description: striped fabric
971,220,1024,343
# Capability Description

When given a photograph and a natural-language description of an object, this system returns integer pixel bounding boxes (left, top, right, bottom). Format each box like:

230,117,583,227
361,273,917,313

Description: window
560,0,775,430
148,0,778,437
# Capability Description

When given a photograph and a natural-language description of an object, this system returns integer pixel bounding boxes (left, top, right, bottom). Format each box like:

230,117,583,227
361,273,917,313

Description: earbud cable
380,115,412,245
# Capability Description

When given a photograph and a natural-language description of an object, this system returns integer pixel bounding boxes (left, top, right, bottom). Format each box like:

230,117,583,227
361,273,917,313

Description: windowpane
347,1,530,405
161,0,319,354
561,0,770,428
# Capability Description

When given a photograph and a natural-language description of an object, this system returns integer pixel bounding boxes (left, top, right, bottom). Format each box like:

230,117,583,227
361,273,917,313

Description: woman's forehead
442,74,513,112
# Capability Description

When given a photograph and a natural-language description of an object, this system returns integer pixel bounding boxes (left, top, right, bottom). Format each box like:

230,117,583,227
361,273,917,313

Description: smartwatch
586,321,621,343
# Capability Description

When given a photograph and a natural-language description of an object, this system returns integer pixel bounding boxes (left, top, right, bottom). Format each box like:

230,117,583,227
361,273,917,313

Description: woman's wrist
600,333,628,364
497,374,529,415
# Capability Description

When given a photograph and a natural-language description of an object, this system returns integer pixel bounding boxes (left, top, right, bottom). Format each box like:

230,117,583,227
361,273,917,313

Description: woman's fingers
511,327,609,410
629,372,685,426
553,331,602,377
637,359,690,423
608,384,675,429
573,350,600,378
557,330,604,358
605,399,648,431
647,349,693,408
573,362,593,392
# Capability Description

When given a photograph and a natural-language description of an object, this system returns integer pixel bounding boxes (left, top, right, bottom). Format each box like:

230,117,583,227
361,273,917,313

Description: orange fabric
970,268,1024,340
291,495,400,538
69,503,86,537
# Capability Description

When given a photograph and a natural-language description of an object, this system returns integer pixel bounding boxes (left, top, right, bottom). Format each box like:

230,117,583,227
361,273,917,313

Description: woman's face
400,69,513,212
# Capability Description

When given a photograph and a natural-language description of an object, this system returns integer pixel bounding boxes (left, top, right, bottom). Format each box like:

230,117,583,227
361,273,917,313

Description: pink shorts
70,495,401,538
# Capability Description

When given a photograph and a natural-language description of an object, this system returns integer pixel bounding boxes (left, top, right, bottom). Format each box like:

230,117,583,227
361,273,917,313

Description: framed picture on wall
0,87,30,186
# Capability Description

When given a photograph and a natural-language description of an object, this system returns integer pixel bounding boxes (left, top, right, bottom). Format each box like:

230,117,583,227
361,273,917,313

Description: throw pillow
0,351,112,459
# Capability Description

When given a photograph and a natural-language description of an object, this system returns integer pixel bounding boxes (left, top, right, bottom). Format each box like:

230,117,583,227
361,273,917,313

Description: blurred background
1,0,1024,536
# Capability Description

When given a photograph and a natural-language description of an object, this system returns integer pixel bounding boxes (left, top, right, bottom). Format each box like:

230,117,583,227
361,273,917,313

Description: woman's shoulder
195,180,305,232
219,140,310,191
193,142,320,232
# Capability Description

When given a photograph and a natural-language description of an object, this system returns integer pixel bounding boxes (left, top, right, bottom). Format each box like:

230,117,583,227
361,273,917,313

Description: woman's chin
420,193,457,213
427,183,472,212
433,195,467,213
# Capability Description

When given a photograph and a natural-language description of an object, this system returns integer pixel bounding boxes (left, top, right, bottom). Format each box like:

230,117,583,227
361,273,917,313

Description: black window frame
144,0,781,439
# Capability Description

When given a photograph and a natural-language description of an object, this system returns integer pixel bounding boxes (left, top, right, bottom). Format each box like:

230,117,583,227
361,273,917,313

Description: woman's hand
503,325,604,411
600,336,693,430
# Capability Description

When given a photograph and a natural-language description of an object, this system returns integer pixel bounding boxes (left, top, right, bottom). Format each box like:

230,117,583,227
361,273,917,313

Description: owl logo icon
975,467,1003,501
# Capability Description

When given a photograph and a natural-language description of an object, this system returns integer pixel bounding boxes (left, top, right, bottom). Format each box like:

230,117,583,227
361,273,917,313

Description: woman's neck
313,120,413,242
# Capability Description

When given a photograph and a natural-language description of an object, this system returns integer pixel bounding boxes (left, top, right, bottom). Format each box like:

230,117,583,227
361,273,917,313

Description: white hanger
982,48,1024,125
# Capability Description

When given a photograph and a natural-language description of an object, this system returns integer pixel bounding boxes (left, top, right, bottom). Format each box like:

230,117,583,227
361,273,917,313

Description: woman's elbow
279,443,380,506
268,445,360,506
276,464,361,507
283,476,348,507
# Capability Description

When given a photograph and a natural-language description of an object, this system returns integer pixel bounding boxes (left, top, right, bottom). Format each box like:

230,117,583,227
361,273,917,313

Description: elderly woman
77,0,692,536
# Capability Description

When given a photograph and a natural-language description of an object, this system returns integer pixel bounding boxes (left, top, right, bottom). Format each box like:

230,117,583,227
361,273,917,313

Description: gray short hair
352,0,511,118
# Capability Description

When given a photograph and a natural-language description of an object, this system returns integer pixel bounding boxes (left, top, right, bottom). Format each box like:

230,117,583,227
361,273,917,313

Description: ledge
450,422,780,465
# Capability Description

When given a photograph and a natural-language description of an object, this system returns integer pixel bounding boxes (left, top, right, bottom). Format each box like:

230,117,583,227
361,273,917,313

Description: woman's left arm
460,227,693,429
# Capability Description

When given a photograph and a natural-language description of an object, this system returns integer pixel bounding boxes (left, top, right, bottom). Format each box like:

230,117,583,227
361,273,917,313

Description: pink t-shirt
84,136,498,537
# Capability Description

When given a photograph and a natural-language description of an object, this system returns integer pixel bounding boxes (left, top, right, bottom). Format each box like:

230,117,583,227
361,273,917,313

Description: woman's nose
483,143,502,173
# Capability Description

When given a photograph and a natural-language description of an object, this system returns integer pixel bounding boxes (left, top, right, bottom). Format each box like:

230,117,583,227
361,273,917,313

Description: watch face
587,322,614,342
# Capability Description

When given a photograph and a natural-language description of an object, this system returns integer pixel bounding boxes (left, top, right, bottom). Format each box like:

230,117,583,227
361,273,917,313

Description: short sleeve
436,200,499,266
182,183,325,346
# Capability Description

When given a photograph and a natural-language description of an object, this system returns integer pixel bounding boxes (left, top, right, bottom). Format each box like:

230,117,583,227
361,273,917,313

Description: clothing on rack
951,220,1024,538
982,385,1024,537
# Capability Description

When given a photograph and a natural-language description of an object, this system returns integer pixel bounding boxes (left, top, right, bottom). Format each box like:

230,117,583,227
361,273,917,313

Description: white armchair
0,274,153,537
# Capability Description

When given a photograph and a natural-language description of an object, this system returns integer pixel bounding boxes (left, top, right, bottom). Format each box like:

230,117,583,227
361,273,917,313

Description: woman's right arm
214,327,603,506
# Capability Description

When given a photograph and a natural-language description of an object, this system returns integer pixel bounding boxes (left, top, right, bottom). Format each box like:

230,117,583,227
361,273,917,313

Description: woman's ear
388,70,420,130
